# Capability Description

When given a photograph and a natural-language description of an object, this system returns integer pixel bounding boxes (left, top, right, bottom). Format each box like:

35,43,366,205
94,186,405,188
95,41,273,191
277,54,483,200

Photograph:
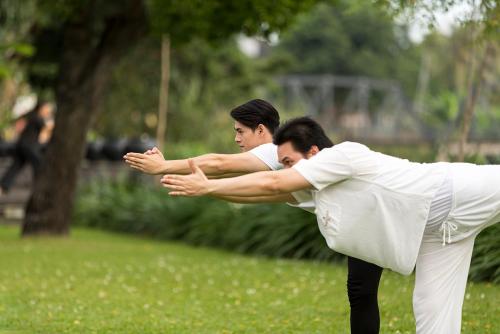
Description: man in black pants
124,99,383,333
0,101,54,194
348,257,383,333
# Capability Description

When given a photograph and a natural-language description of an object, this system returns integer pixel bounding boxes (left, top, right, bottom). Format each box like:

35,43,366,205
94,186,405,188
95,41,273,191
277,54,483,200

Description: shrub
74,180,342,263
75,179,499,282
469,224,500,283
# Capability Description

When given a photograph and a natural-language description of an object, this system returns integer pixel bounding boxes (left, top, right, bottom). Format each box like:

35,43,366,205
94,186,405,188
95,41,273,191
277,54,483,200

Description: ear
306,145,320,158
256,124,265,134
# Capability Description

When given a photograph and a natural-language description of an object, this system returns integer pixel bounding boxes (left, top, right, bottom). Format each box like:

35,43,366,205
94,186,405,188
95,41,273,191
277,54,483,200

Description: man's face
277,141,307,169
234,121,263,152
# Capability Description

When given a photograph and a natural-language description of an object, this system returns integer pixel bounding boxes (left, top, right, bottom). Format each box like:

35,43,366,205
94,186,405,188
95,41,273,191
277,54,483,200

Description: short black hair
273,117,334,154
230,99,280,134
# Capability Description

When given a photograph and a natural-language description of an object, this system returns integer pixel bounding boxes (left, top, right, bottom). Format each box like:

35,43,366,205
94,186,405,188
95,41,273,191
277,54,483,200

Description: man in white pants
161,117,499,333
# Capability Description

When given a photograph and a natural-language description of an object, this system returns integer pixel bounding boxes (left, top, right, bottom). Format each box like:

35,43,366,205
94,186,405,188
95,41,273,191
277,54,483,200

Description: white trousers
413,164,500,334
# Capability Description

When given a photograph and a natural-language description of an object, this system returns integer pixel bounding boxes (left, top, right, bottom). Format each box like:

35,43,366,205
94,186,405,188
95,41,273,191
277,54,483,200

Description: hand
123,147,166,175
161,159,210,196
144,146,164,158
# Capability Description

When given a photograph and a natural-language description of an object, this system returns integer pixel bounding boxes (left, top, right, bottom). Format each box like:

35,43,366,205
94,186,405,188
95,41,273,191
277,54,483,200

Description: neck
261,131,273,144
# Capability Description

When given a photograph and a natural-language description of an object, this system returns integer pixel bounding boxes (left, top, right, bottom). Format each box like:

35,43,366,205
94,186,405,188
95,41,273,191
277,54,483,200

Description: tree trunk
156,35,171,152
22,0,147,236
457,42,494,162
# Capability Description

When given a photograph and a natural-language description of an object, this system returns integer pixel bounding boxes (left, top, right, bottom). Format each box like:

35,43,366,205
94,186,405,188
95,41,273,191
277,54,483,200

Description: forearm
163,153,269,176
205,170,309,197
161,154,224,175
212,193,295,204
208,172,244,179
162,161,312,198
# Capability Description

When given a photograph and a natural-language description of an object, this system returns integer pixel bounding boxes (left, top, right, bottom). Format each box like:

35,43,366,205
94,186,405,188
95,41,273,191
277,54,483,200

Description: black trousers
347,256,383,334
0,144,42,192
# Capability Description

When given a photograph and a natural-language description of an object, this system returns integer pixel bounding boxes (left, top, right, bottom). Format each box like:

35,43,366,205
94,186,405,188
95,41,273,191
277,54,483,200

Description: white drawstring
439,221,458,246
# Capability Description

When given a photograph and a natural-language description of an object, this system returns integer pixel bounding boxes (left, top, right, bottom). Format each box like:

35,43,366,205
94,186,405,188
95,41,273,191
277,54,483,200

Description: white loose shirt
249,143,315,213
292,142,448,275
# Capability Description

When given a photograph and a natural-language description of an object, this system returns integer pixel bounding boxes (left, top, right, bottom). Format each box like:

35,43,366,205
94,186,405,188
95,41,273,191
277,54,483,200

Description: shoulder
335,141,370,153
311,141,370,161
248,143,282,170
249,143,277,154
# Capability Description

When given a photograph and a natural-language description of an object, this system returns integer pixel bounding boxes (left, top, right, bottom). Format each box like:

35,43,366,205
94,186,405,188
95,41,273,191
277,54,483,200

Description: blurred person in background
0,101,54,194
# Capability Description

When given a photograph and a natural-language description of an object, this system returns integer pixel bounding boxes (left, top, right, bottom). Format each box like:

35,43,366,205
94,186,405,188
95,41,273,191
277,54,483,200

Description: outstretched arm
124,148,270,176
213,193,297,204
162,160,312,198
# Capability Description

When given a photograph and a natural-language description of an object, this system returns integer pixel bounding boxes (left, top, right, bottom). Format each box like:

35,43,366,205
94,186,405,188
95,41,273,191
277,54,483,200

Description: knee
412,288,442,319
347,277,378,305
347,258,383,306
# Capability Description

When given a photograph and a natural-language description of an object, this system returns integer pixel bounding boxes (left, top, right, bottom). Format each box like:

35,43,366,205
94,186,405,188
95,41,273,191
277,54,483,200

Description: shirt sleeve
287,190,315,213
248,143,283,171
292,146,353,191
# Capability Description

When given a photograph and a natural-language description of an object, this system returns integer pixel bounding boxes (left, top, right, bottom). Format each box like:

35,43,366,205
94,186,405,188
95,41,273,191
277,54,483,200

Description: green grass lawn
0,225,497,333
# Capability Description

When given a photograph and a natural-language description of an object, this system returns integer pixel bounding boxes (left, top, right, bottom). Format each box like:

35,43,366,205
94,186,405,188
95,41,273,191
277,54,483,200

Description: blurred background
0,1,498,332
0,0,498,281
2,1,498,154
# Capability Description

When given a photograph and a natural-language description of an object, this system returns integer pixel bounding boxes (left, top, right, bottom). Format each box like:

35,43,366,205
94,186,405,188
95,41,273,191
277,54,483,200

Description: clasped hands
123,147,166,175
124,147,210,196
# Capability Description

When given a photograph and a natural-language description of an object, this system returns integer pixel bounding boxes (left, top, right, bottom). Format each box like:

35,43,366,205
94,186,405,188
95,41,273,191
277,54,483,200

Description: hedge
74,180,499,282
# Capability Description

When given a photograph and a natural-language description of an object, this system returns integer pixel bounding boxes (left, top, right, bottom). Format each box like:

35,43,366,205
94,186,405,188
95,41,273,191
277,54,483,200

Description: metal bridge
276,74,500,146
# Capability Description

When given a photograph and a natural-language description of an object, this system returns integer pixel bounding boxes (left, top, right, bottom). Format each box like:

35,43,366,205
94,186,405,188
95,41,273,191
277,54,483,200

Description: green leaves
148,0,319,46
470,224,500,283
271,0,420,87
14,43,35,57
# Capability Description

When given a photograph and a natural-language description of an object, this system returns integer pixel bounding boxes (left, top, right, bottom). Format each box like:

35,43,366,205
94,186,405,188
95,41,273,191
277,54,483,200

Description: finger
164,184,185,191
188,159,196,174
152,147,160,153
188,159,204,175
161,183,185,191
129,163,144,171
189,159,205,176
169,191,188,196
125,157,144,164
161,174,183,182
161,177,185,186
125,153,145,159
127,152,145,158
161,179,187,188
128,162,145,170
127,163,144,171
